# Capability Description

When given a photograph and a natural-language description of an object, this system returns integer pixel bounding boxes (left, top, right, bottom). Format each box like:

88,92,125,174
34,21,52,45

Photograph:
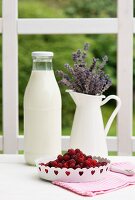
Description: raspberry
75,149,81,154
87,158,92,162
44,149,108,170
69,163,76,168
71,155,78,161
77,155,85,163
101,162,107,166
45,163,50,167
92,159,97,166
79,163,84,168
83,154,87,158
84,160,92,168
97,162,102,167
48,161,52,167
68,149,75,156
57,163,63,168
76,152,81,157
57,155,63,162
68,159,76,164
63,162,69,168
51,161,58,167
86,155,92,159
63,154,70,161
75,164,81,169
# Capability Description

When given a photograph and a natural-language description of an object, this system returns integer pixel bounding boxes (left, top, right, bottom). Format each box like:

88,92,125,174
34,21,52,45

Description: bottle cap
32,51,54,57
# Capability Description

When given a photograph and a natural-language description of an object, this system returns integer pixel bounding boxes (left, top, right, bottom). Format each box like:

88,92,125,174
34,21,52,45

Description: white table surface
0,155,135,200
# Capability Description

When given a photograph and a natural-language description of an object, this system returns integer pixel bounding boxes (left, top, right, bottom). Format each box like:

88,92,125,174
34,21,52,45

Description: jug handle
101,95,121,136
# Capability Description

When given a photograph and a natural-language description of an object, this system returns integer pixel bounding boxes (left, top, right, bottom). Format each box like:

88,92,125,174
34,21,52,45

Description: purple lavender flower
57,43,112,95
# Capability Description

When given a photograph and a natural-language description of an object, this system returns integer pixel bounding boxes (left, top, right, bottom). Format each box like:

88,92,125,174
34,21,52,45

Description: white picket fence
0,0,134,155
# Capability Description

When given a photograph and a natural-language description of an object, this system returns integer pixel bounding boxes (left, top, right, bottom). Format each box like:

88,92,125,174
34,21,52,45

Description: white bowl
36,156,110,183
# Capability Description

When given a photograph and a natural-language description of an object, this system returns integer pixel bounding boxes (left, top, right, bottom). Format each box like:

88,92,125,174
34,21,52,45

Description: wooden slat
0,136,3,151
132,137,135,152
117,0,133,155
18,18,118,34
18,136,118,152
2,0,18,153
133,18,135,32
0,18,2,33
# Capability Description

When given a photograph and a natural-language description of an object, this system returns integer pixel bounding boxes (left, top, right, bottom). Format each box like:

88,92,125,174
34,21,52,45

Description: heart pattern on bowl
79,171,83,176
100,169,103,173
91,170,95,175
65,171,70,176
39,167,41,171
54,170,58,175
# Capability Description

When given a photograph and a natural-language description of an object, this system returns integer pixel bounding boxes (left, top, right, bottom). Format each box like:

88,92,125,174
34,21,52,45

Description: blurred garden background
0,0,135,138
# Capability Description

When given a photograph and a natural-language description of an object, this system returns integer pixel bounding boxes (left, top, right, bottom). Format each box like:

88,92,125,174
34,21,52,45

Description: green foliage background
0,0,135,136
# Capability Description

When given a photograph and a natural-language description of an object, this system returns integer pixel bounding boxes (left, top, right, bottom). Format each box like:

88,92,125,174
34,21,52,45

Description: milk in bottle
24,51,61,165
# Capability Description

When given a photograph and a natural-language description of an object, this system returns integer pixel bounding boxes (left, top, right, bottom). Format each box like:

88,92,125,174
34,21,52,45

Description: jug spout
66,90,81,105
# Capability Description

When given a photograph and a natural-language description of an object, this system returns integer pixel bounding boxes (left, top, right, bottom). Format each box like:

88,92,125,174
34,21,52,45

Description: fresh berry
63,154,70,161
44,162,49,166
83,154,87,158
97,162,102,167
75,149,81,154
101,162,107,166
71,154,78,161
68,149,76,156
48,161,52,167
87,155,92,159
84,160,92,168
75,164,81,169
43,149,108,169
76,152,81,157
69,163,76,168
63,162,69,168
51,161,58,167
68,159,76,165
57,155,63,162
92,159,97,166
57,163,63,168
77,155,85,163
79,162,84,168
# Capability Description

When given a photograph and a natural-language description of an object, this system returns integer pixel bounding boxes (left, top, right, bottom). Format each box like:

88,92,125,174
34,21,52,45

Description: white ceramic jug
67,90,121,157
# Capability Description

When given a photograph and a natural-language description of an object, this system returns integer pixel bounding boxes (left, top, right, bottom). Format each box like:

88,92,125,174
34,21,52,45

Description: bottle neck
32,57,53,71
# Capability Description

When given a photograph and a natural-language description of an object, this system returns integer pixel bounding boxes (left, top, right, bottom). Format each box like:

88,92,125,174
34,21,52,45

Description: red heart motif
65,171,70,176
100,169,103,173
39,167,41,171
45,169,48,173
79,171,83,176
54,170,58,175
91,170,95,175
106,167,108,171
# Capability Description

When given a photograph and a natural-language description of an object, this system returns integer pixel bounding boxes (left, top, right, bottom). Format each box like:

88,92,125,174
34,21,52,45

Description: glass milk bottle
24,51,61,165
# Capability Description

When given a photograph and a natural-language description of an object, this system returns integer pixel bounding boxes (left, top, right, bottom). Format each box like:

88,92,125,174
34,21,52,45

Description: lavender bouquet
57,43,112,95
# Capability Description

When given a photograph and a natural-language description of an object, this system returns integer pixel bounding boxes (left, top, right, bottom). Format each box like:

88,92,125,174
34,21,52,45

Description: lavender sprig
57,43,112,95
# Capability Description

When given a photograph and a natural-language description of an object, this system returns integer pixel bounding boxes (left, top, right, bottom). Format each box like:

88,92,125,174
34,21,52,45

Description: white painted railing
0,0,134,155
